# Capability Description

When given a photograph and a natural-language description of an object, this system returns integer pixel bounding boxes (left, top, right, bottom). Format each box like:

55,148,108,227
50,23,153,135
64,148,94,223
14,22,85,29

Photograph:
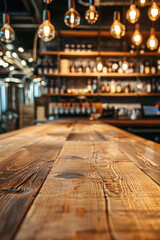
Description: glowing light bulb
131,23,143,46
97,57,103,72
138,0,147,7
126,1,140,24
0,14,15,43
64,8,80,28
85,0,99,24
110,11,125,39
148,0,160,21
38,10,55,42
146,27,158,50
64,0,80,28
122,60,129,72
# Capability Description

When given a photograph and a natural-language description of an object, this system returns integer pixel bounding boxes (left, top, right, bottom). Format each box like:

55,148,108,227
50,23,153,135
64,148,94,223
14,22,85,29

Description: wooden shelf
43,93,160,97
39,73,160,78
59,30,160,38
40,51,160,57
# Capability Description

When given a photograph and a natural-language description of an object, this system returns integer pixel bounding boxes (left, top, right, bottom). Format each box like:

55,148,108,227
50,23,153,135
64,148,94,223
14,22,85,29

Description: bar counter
0,120,160,240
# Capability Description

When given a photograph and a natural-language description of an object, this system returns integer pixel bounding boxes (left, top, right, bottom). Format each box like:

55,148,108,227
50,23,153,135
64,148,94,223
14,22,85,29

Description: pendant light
0,0,15,43
110,11,125,39
146,27,158,50
138,0,147,7
38,9,55,42
64,0,80,28
126,0,140,24
131,23,143,46
85,0,99,24
148,0,160,21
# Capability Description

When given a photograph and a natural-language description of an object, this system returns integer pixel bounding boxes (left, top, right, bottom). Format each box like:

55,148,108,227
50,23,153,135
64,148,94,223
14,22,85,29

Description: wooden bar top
0,120,160,240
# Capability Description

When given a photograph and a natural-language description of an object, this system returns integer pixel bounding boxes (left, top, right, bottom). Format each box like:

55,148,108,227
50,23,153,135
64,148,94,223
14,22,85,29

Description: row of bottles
49,101,101,116
100,78,160,94
40,78,160,95
64,44,93,52
37,59,160,75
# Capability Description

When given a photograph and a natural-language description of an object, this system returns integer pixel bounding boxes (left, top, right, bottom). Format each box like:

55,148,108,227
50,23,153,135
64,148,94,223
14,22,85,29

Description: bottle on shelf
87,79,92,93
85,61,91,73
128,61,135,73
106,82,110,93
112,62,119,73
110,80,116,93
64,44,70,52
77,61,83,73
108,61,113,73
49,61,54,74
70,61,76,73
152,78,157,93
43,61,49,74
100,82,106,93
116,82,122,93
146,79,152,93
157,60,160,73
92,79,98,93
151,61,157,74
124,84,130,94
144,60,150,74
130,44,136,53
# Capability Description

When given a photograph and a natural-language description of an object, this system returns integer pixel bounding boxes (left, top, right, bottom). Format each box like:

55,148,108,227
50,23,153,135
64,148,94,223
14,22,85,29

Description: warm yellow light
97,57,103,72
148,0,160,21
126,2,140,23
131,23,143,46
138,0,147,7
110,11,125,39
64,8,80,28
85,5,99,24
0,14,15,43
146,28,158,50
122,60,129,72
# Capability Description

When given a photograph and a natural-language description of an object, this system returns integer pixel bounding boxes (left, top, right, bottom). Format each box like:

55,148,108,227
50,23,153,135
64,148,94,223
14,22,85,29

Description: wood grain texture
0,120,160,240
93,122,160,185
0,123,73,240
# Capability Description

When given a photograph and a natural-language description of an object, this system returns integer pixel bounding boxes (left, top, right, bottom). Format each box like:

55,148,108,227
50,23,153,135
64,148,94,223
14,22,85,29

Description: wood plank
0,123,73,240
15,140,112,240
15,138,160,240
92,122,160,185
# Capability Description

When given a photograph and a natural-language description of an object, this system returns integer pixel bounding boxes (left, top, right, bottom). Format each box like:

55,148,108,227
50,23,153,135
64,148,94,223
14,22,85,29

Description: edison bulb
131,24,143,46
43,0,52,3
85,5,99,24
138,0,147,7
148,0,160,21
147,35,158,50
110,20,125,39
122,61,129,72
38,20,55,42
126,3,140,23
0,23,15,43
64,8,80,28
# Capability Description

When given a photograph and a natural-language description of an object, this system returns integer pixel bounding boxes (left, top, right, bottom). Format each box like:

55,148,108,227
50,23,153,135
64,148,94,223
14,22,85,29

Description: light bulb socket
135,23,140,30
153,0,157,3
89,0,95,6
113,11,120,21
68,0,75,9
42,10,51,22
43,0,52,3
2,13,10,25
150,27,155,35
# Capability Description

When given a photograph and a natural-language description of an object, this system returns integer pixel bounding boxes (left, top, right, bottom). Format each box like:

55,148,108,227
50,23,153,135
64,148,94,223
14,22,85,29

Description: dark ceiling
0,0,159,50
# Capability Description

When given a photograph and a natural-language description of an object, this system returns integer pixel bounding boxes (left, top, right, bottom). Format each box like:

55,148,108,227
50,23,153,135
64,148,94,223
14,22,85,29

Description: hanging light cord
3,0,7,13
